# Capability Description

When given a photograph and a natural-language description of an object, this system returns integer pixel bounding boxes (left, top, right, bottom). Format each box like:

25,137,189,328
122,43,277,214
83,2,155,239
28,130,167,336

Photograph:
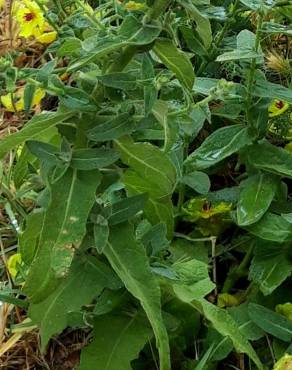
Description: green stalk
245,11,264,113
222,244,254,293
196,0,240,76
106,0,172,74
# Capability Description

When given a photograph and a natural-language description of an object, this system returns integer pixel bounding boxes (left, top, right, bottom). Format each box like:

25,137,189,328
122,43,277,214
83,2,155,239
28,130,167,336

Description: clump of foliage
0,0,292,369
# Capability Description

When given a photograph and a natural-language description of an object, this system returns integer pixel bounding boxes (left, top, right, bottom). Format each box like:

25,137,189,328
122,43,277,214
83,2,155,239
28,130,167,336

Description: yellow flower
1,87,45,112
273,354,292,370
36,30,57,43
16,0,44,38
269,99,289,117
0,0,5,10
124,1,146,11
7,253,22,279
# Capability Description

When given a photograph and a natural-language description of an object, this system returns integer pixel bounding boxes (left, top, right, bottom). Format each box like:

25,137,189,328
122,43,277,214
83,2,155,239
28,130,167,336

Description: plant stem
245,11,264,112
34,0,60,32
222,244,254,293
145,0,173,21
196,0,240,76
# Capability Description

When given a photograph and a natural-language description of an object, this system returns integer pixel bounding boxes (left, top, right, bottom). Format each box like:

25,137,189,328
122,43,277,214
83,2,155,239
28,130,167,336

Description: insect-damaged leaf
24,168,101,303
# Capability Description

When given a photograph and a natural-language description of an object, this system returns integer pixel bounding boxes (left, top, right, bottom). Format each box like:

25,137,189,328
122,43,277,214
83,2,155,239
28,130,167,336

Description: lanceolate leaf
197,300,263,369
185,125,252,170
29,256,121,351
71,148,119,170
237,173,277,226
0,112,73,159
248,303,292,342
249,241,292,295
153,38,195,90
246,142,292,178
24,169,101,303
115,136,176,196
104,222,170,370
78,313,152,370
244,212,292,242
87,113,134,142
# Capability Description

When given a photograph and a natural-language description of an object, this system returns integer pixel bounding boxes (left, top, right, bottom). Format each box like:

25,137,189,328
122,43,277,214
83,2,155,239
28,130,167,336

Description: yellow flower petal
16,1,44,38
36,31,57,44
7,253,22,279
1,87,45,112
269,99,289,117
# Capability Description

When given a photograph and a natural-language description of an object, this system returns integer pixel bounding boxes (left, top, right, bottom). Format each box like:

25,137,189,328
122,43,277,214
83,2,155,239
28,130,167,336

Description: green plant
1,0,292,368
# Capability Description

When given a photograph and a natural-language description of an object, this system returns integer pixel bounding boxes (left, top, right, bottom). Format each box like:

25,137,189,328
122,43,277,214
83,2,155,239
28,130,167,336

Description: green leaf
19,209,45,266
245,142,292,178
68,39,127,71
78,313,152,370
71,148,119,170
194,344,215,370
181,171,210,194
244,212,292,242
115,136,176,196
0,112,73,159
141,53,157,115
185,124,252,169
87,113,135,142
29,256,120,351
216,50,261,62
23,83,36,113
198,300,263,369
94,215,109,254
24,169,101,303
108,193,148,225
177,0,212,48
153,38,195,90
249,241,292,295
248,303,292,342
237,173,277,226
97,73,137,90
152,100,178,152
104,222,170,370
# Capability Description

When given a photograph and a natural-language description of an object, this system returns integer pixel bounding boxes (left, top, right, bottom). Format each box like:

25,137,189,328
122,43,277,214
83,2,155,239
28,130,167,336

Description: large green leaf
104,222,170,370
244,212,292,242
24,168,101,302
246,142,292,178
177,0,212,48
198,300,263,369
87,113,134,142
29,256,120,351
153,38,195,90
249,241,292,295
248,303,292,342
78,313,152,370
0,112,72,159
237,173,277,226
185,125,252,169
71,148,119,170
19,209,45,266
115,136,176,199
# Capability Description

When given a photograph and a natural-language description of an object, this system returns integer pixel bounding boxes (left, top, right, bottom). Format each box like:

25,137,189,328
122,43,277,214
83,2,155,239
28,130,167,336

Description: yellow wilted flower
273,354,292,370
7,253,22,279
124,1,146,11
0,87,45,112
16,0,44,38
269,99,289,117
